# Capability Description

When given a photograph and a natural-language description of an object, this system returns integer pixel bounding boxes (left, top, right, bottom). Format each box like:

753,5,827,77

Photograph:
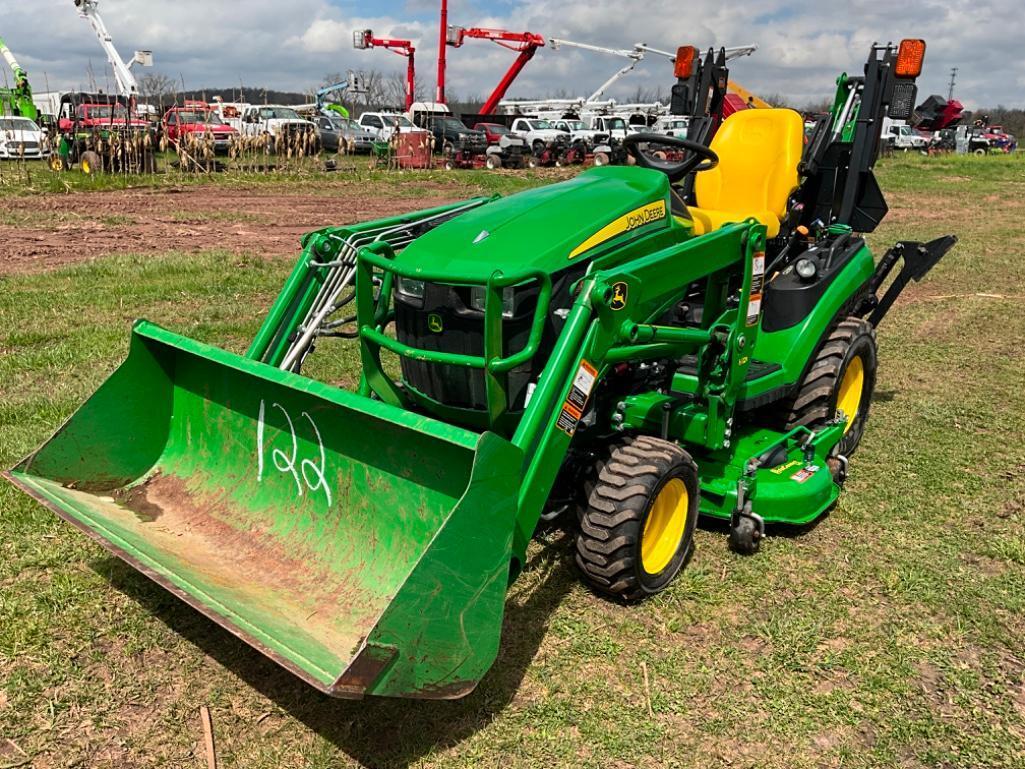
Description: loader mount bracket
860,235,957,326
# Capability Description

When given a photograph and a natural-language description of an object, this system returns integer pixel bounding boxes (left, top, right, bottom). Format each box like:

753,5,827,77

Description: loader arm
354,220,767,564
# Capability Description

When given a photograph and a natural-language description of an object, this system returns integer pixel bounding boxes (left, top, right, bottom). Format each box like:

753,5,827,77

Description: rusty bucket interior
7,322,522,698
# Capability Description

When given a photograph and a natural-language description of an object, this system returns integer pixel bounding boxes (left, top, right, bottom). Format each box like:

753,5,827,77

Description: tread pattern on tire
783,317,875,430
575,435,697,601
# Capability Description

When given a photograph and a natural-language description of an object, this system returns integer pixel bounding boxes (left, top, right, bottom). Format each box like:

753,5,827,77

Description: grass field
1,154,1024,768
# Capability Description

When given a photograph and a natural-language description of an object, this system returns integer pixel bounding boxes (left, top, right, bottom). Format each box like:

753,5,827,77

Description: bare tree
382,70,427,109
139,72,177,100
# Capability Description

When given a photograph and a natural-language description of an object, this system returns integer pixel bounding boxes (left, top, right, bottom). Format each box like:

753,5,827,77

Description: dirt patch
0,185,461,275
959,552,1008,577
106,471,388,657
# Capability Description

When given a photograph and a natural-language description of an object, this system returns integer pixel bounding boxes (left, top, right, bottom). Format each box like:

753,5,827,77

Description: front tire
783,317,878,457
576,436,699,601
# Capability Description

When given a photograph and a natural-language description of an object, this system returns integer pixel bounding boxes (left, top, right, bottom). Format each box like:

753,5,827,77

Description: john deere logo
610,282,629,311
427,313,444,333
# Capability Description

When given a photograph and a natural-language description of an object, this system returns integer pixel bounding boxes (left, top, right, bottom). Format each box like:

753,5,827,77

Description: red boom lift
446,26,547,115
353,29,417,111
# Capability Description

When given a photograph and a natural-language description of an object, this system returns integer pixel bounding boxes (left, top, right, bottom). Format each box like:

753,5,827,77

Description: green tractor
7,40,954,699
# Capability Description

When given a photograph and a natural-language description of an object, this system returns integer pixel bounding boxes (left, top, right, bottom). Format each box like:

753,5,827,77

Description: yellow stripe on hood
569,200,667,260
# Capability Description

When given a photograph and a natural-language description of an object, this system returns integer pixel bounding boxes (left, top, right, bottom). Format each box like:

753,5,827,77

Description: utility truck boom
316,72,367,118
549,38,646,103
0,35,37,120
447,27,546,115
354,30,416,111
72,0,152,98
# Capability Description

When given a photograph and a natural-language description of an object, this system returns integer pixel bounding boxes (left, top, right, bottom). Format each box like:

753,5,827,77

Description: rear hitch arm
860,235,957,326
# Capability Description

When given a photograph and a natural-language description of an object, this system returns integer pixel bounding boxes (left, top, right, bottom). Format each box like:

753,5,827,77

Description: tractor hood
394,166,672,279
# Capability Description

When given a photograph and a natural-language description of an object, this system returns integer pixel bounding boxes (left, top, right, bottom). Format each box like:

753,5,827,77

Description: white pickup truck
238,104,316,149
510,117,571,153
882,119,928,152
652,115,690,139
357,111,422,142
588,115,632,141
551,119,609,147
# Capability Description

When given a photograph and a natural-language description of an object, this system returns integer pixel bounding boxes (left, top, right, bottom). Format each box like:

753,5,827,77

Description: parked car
981,125,1017,153
357,112,421,142
652,115,690,139
162,102,238,154
426,115,488,164
239,105,317,152
881,119,929,152
0,116,50,160
510,117,567,154
476,121,516,145
314,114,374,154
57,99,150,134
588,115,632,141
551,118,609,147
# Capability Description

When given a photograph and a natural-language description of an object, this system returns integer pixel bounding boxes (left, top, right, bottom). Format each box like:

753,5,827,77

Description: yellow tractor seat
687,108,805,239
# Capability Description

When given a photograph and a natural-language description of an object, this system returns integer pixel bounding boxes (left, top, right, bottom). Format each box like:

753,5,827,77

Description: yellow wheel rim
641,478,690,575
82,159,91,175
837,356,865,434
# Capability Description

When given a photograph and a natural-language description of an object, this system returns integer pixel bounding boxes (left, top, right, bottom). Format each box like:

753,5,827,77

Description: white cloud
1,0,1021,110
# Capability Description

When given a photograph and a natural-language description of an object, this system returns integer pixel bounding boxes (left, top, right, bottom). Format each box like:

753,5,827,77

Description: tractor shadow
99,533,576,768
873,389,897,404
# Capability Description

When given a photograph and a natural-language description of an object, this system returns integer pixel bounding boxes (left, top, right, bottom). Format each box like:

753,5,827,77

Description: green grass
0,155,552,200
1,156,1024,768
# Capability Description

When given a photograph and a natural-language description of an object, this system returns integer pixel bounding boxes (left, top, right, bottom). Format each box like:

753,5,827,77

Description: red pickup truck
58,102,150,133
162,102,238,153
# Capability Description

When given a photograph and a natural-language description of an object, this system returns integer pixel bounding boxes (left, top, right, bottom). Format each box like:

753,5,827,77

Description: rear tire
80,150,103,175
575,436,699,601
593,152,610,167
486,154,502,170
782,317,878,457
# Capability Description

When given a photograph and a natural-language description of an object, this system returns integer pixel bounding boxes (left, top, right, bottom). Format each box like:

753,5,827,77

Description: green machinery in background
8,40,955,699
0,35,38,121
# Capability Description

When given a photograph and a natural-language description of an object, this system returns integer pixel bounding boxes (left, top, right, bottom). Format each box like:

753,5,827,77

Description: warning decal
791,465,820,484
558,360,599,435
556,403,583,435
747,251,766,327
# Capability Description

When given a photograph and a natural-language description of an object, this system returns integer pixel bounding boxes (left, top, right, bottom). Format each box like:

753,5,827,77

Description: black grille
394,270,582,414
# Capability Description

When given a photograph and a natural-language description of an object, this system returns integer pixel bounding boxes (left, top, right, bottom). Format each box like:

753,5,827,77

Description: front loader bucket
6,322,523,699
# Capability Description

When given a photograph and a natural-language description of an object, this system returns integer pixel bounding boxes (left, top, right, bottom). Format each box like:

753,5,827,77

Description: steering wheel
623,133,719,184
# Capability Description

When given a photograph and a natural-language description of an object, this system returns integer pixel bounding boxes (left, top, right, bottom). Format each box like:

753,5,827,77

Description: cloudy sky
1,0,1021,109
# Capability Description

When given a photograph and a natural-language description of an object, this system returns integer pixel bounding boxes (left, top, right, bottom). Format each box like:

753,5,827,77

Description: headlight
397,278,425,300
469,286,515,318
795,258,818,280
